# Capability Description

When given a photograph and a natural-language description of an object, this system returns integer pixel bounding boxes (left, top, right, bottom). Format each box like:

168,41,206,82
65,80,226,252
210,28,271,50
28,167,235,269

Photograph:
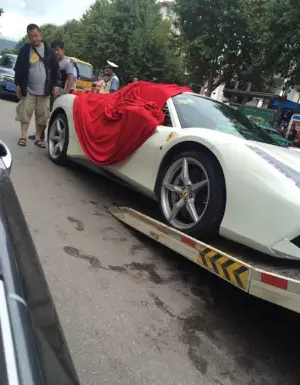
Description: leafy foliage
78,0,183,82
174,0,279,96
0,48,19,55
253,0,300,89
174,0,251,94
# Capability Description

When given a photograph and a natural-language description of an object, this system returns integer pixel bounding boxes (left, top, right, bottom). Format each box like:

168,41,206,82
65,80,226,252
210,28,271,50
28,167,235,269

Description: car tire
158,150,226,239
47,113,69,166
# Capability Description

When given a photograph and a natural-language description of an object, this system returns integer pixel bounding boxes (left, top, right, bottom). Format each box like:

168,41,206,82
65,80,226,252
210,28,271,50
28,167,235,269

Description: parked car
255,122,293,147
0,140,80,385
47,85,300,260
0,53,18,99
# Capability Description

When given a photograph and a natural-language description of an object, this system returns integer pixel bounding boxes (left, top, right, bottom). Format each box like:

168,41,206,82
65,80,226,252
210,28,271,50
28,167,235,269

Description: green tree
174,0,265,96
0,48,19,55
61,19,83,57
78,0,112,68
253,0,300,90
80,0,183,82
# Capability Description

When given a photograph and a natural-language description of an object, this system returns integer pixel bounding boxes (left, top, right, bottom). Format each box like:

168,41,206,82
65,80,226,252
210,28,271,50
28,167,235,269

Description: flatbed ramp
109,206,300,314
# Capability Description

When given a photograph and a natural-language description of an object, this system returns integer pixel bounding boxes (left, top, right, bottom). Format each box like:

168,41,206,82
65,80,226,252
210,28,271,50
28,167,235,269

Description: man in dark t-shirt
15,23,60,147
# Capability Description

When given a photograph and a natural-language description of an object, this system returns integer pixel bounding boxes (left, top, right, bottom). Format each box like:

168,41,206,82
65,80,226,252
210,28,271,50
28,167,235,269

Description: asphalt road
1,97,300,385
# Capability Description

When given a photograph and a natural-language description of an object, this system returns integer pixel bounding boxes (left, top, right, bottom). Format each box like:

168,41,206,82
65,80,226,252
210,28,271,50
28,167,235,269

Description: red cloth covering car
72,81,191,165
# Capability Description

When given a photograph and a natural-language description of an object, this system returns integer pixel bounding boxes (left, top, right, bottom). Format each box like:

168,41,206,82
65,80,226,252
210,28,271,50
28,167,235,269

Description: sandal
18,138,26,147
34,140,46,149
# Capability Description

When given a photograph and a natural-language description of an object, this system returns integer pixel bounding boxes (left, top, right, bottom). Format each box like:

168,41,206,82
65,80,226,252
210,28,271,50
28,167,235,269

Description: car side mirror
0,141,12,174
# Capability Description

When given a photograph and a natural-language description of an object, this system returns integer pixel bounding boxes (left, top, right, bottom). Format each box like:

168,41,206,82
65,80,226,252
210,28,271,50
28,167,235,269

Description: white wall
159,2,178,34
286,87,300,103
160,3,176,21
211,84,225,102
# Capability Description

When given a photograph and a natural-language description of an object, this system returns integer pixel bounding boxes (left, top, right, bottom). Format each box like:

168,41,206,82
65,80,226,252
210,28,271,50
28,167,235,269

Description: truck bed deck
212,237,300,281
109,206,300,313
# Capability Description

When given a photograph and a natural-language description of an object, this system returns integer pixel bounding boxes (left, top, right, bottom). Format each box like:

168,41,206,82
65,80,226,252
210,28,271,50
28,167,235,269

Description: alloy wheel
49,118,66,159
161,157,210,230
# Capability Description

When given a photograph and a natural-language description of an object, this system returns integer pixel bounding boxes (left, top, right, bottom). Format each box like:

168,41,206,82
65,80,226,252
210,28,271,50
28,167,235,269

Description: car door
0,141,80,385
104,99,181,195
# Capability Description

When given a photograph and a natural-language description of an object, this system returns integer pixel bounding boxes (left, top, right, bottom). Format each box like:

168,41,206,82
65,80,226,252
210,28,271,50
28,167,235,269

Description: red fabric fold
72,81,192,165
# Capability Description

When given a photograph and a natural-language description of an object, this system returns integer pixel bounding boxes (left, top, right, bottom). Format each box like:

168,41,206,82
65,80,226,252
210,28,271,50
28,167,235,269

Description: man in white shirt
70,59,79,90
106,60,120,93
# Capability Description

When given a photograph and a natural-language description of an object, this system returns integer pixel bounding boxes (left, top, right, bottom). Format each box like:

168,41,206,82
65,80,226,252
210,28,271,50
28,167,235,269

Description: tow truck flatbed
109,206,300,314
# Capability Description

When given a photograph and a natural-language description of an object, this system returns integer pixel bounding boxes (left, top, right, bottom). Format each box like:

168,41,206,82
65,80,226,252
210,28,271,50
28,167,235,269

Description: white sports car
47,91,300,260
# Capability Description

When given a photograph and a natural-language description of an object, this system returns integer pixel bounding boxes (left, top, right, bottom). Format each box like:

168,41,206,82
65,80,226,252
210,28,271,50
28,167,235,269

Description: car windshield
76,62,93,80
0,55,16,69
172,93,276,144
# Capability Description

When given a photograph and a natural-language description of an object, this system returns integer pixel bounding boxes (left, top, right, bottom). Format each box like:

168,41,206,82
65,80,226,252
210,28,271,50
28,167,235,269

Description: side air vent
291,235,300,248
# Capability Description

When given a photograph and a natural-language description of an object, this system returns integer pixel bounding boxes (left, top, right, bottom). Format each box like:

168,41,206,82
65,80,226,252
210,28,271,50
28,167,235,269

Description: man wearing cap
106,60,120,93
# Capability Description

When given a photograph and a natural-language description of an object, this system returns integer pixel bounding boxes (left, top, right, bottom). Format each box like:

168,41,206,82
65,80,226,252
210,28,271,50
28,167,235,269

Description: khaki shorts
16,93,50,126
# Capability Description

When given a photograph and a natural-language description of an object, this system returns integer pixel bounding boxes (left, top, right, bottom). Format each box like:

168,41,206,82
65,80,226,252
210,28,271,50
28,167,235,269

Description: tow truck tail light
261,273,288,290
